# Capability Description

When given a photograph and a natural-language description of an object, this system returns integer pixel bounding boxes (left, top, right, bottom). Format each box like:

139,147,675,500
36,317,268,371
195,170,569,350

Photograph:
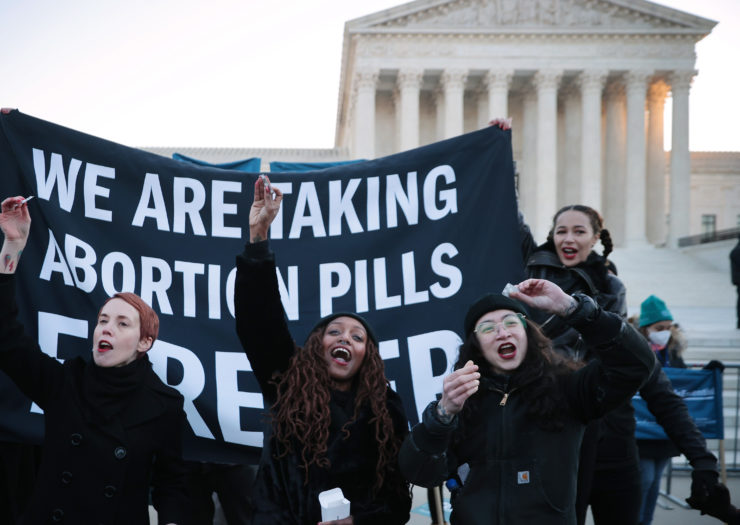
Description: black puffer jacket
399,295,654,525
235,241,411,525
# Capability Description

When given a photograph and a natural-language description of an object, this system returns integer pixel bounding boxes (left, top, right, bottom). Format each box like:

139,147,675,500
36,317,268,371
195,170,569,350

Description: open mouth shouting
498,342,517,360
330,346,351,365
560,246,578,260
97,340,113,353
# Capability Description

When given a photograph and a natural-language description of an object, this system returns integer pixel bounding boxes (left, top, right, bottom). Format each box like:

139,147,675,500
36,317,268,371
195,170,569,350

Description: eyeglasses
474,314,526,336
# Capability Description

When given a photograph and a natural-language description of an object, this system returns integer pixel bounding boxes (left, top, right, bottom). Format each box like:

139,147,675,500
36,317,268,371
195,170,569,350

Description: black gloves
687,481,740,524
687,469,719,509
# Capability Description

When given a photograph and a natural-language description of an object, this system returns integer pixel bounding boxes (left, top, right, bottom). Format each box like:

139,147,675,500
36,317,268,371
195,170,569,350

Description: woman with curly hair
399,279,654,524
235,176,411,525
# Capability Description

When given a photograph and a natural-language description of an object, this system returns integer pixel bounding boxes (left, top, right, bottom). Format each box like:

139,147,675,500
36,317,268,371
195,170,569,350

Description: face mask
648,330,671,348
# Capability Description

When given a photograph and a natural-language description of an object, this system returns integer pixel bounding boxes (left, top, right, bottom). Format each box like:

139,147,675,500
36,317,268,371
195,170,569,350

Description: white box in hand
318,487,351,522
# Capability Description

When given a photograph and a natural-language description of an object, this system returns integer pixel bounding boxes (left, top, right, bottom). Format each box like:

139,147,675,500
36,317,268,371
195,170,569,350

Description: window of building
701,214,716,239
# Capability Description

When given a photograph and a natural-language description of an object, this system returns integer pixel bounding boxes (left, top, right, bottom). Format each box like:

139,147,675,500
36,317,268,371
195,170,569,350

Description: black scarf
82,356,150,421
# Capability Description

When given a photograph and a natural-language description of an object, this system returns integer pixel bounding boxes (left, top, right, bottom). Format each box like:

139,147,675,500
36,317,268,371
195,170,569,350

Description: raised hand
0,196,32,274
249,175,283,243
437,360,480,421
508,279,576,317
0,196,32,244
488,117,512,130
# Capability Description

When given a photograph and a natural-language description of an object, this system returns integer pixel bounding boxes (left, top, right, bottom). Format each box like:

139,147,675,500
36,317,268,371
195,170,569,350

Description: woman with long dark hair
235,176,411,525
399,278,654,524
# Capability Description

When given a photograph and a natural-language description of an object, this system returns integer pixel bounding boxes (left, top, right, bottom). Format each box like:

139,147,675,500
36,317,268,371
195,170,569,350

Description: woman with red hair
235,176,411,525
0,195,188,525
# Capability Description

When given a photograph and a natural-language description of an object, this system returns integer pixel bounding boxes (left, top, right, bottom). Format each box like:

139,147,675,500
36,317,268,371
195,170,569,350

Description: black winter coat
235,241,411,525
0,274,188,525
521,232,717,474
399,295,655,525
731,240,740,285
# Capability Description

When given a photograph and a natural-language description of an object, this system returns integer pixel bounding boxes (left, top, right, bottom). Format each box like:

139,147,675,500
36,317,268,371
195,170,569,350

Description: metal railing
677,227,740,247
659,362,739,508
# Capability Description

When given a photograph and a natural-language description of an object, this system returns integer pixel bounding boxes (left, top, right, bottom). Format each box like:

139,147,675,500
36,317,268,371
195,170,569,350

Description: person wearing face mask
518,204,724,525
0,196,188,525
234,176,411,525
399,279,654,524
634,295,728,525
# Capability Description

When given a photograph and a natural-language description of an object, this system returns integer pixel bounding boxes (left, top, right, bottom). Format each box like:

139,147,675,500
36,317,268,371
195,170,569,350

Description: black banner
0,110,524,462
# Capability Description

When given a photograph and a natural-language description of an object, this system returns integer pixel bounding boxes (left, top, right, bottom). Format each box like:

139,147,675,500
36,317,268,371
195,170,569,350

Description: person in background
633,295,734,525
399,279,654,524
731,234,740,329
234,176,411,525
0,195,188,524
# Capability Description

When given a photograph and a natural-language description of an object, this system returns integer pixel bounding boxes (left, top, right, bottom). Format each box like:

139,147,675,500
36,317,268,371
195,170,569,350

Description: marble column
579,70,608,209
533,70,562,240
623,70,652,247
560,83,581,207
476,89,489,129
603,81,626,246
668,71,695,247
646,80,669,245
519,88,538,232
441,69,468,139
485,69,514,121
396,68,424,152
434,88,445,141
353,68,379,160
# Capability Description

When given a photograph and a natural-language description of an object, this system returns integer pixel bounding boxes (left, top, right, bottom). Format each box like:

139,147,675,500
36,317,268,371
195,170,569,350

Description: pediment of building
350,0,715,33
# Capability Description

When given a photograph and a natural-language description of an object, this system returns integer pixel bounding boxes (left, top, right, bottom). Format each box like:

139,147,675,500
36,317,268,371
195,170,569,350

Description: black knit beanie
464,294,529,338
308,312,378,346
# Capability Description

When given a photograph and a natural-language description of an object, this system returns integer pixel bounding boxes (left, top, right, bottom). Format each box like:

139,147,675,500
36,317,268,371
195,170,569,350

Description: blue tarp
173,152,261,172
269,160,364,173
634,367,724,440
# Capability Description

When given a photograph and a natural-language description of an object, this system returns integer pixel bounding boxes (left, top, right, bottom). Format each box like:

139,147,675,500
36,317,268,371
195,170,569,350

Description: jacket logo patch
517,471,530,484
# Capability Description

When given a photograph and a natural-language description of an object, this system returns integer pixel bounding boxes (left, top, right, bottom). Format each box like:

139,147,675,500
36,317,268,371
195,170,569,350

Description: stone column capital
605,80,624,99
577,70,608,92
354,68,379,91
441,69,468,90
484,69,514,90
558,80,579,102
669,70,697,91
397,68,424,91
624,70,654,92
533,70,563,91
647,80,670,105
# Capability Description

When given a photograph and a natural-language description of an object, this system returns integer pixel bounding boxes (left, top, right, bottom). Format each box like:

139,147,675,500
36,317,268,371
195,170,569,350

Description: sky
1,0,738,151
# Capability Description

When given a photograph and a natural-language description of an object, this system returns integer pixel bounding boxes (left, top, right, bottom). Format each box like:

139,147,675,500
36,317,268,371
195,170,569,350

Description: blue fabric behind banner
173,152,261,172
633,368,724,440
269,160,365,173
0,110,524,463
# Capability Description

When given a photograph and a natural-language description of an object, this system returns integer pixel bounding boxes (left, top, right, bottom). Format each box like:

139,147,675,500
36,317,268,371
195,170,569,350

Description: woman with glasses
234,176,411,525
399,278,654,525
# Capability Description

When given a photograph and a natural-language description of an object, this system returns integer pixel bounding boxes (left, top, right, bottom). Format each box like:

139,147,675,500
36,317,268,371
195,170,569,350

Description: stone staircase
610,242,739,471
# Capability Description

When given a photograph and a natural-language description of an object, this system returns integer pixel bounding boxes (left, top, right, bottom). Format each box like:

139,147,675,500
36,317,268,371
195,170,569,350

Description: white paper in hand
319,487,351,522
